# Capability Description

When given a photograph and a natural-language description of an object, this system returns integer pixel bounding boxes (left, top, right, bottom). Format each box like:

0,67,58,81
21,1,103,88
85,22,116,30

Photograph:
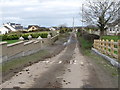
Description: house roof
107,18,120,26
4,26,11,30
28,25,40,29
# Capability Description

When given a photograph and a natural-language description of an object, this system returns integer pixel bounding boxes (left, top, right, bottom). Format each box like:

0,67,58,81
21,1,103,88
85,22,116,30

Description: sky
0,0,86,27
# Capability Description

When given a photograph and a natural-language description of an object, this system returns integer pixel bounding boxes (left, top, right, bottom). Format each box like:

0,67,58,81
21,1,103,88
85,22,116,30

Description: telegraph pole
73,17,74,32
82,4,84,36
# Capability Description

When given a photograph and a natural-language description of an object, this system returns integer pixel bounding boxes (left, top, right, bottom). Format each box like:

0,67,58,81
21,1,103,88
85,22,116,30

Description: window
32,27,34,29
110,28,112,31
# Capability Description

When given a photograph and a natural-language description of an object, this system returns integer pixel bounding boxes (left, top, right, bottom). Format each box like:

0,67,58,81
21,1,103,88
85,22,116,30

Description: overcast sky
0,0,87,27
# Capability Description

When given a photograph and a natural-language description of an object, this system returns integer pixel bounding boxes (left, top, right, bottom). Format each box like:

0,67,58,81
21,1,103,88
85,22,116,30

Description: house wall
0,27,9,34
4,24,16,31
0,34,59,63
28,26,38,31
107,25,120,35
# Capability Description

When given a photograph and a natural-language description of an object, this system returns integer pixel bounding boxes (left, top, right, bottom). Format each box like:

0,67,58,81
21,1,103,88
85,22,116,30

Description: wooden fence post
96,40,99,50
93,40,96,49
102,39,105,53
99,39,101,52
106,39,109,55
110,40,114,57
118,40,120,60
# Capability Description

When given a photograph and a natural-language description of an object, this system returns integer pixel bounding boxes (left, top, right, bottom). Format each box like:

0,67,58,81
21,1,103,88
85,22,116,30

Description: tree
82,0,120,36
58,23,67,29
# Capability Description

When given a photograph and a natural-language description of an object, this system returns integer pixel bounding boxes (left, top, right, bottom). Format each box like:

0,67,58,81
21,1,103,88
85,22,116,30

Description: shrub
7,35,19,40
2,35,7,40
83,33,100,43
1,32,48,41
21,34,29,40
40,33,48,38
31,33,39,38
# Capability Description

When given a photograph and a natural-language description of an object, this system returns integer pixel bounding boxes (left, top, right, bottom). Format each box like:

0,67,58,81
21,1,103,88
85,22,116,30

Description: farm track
1,32,118,89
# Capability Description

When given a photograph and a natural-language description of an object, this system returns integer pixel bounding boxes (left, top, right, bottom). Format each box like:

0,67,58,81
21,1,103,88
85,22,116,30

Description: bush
2,35,7,40
83,33,100,43
40,33,48,38
59,29,65,33
59,28,72,33
7,35,19,40
31,33,39,38
21,34,29,40
1,32,48,41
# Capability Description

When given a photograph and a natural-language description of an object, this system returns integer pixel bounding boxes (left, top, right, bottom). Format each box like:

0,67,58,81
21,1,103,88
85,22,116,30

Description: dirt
1,32,119,89
2,33,69,83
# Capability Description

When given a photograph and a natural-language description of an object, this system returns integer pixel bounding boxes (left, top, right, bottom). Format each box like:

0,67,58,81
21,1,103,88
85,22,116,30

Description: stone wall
0,34,59,63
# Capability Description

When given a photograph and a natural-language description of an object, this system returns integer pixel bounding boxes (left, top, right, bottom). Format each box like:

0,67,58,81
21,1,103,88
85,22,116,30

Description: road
1,32,118,89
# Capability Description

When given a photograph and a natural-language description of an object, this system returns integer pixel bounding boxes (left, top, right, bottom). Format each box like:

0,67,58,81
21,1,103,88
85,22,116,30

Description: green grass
77,32,118,77
2,50,49,72
1,33,68,73
101,35,119,41
77,32,93,54
7,31,49,35
3,40,20,44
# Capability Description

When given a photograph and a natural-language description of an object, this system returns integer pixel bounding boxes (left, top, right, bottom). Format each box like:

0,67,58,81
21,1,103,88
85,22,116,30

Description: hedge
0,32,48,41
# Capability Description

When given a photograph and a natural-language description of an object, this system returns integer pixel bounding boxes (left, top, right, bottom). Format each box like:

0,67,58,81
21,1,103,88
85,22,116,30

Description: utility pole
82,4,84,36
73,17,74,32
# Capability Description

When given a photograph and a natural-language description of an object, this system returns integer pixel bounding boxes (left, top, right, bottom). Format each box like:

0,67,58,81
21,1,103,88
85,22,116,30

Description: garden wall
0,34,59,63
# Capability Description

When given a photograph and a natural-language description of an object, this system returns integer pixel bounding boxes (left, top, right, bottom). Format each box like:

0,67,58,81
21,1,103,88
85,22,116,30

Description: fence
93,39,120,60
0,34,59,63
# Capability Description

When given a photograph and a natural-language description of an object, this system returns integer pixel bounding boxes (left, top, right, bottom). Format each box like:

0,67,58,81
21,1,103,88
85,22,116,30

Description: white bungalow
49,27,56,31
0,26,9,34
0,22,23,34
107,19,120,35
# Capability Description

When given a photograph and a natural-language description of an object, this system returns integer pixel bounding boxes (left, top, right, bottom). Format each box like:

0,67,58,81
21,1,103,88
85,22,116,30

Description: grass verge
77,32,118,77
101,35,119,41
2,50,49,73
3,40,20,44
1,32,69,82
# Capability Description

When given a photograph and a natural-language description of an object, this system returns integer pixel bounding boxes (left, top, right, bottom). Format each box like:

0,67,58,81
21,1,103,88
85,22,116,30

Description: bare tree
58,23,67,29
82,0,120,36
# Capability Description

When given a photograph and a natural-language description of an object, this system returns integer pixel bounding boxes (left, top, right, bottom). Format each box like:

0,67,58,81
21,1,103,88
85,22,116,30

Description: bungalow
0,22,23,34
49,27,56,31
28,25,40,31
0,26,9,34
107,19,120,35
6,22,23,31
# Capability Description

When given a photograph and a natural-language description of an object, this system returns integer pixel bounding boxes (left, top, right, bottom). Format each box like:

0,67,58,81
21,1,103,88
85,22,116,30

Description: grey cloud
1,0,83,27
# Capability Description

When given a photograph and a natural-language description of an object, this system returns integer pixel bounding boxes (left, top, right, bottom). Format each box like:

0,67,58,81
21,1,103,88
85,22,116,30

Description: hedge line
77,29,100,43
0,32,48,41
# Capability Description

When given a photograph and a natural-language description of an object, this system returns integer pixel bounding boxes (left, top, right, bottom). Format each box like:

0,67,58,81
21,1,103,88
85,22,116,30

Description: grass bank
2,40,20,44
102,35,119,41
2,50,49,73
1,33,69,82
77,32,118,77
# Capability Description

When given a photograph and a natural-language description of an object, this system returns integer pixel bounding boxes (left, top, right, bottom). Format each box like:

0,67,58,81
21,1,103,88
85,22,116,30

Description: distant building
107,19,120,35
6,22,23,31
0,26,9,34
49,27,56,31
28,25,40,31
0,22,23,34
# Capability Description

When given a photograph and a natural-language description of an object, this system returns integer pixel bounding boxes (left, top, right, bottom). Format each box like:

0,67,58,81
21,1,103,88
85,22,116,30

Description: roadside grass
59,32,70,42
101,35,119,41
1,32,69,76
77,32,118,77
2,50,49,73
8,31,49,35
0,31,56,44
3,40,20,44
